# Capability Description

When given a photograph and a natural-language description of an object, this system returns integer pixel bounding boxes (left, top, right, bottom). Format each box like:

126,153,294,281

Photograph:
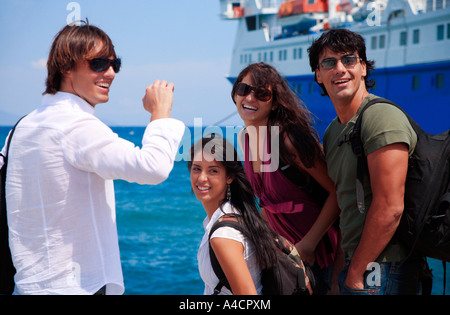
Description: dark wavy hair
307,28,375,96
187,135,278,269
231,62,324,169
44,21,117,95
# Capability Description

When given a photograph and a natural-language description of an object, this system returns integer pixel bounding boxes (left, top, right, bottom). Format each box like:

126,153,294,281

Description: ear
62,66,73,76
315,68,323,84
62,68,73,83
361,60,367,78
226,175,235,185
59,69,74,94
271,102,278,111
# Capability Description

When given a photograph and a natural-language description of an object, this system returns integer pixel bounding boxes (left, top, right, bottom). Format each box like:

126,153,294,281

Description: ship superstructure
220,0,450,134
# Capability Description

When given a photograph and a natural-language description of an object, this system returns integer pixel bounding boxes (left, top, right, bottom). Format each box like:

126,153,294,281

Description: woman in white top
188,134,279,295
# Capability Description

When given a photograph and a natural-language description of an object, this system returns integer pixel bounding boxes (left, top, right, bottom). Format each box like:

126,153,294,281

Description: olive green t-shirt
323,94,417,261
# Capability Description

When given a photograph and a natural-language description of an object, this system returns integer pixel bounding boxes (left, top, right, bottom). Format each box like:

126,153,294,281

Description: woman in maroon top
232,63,342,294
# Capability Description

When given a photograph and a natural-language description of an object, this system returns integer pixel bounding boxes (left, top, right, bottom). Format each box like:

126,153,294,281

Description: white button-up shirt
197,202,262,295
0,92,185,295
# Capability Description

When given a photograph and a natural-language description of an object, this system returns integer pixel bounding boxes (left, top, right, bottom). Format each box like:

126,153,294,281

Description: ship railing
257,0,282,9
220,0,283,19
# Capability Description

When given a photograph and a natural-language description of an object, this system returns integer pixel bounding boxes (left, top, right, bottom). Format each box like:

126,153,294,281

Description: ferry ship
219,0,450,134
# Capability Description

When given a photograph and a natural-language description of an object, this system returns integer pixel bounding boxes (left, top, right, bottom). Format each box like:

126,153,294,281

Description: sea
0,125,448,295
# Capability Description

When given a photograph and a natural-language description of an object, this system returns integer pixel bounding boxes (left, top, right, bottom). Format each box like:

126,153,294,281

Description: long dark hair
187,135,278,269
232,62,324,168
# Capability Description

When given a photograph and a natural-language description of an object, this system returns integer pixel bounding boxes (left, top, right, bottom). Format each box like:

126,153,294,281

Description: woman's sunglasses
88,57,122,73
235,82,272,102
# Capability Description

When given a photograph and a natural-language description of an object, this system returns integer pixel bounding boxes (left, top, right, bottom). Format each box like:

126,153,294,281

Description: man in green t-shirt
308,29,426,295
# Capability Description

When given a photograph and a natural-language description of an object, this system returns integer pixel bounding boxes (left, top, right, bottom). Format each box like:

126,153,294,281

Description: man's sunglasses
235,82,272,102
318,54,362,70
88,57,122,73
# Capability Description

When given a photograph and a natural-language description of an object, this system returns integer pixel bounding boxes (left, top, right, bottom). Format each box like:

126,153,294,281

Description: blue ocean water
0,125,448,295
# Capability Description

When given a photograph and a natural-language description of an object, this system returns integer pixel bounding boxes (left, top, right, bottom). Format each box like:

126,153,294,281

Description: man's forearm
346,202,403,288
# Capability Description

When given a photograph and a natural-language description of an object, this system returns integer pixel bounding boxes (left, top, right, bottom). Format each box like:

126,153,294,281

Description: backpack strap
1,116,25,294
340,98,418,214
1,115,26,206
443,261,447,295
208,214,247,295
1,117,25,164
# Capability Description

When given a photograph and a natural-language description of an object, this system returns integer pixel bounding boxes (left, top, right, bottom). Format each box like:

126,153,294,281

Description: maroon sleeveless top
244,132,337,268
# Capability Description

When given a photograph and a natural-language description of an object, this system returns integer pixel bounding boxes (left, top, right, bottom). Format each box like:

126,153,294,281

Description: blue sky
0,0,241,126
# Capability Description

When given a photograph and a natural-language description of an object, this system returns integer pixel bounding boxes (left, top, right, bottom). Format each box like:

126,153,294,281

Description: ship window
447,24,450,39
293,48,302,60
270,51,274,62
400,31,407,46
309,83,314,94
371,36,377,50
264,52,267,62
437,24,444,40
379,35,386,48
246,16,257,31
412,75,420,90
243,54,252,64
293,83,302,94
436,73,444,89
413,29,420,44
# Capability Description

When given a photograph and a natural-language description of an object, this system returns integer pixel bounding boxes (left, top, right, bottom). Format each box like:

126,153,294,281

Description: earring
226,184,231,200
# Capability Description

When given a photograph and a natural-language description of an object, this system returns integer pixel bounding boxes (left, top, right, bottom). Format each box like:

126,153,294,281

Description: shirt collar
350,93,378,124
202,201,235,231
335,93,377,126
41,92,95,116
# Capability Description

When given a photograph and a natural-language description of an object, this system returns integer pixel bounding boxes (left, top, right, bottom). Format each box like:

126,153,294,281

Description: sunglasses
235,82,272,102
87,57,121,73
318,54,362,70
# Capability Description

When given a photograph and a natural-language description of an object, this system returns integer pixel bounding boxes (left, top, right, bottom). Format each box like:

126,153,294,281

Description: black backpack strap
443,261,447,295
1,116,26,294
1,115,26,214
208,214,247,295
1,117,24,162
341,98,417,214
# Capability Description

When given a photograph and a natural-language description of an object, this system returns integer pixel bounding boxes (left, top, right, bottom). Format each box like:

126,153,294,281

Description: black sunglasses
235,82,272,102
88,57,121,73
318,54,362,70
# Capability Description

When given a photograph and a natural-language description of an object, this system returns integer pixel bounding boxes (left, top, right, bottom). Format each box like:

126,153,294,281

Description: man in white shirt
0,22,185,294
